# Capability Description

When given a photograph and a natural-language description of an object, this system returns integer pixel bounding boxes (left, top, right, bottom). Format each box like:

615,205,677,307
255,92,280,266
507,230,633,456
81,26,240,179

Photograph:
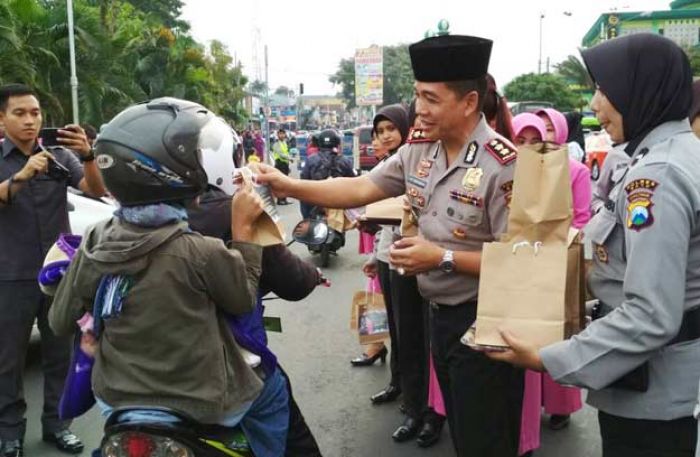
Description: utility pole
538,13,544,74
67,0,80,124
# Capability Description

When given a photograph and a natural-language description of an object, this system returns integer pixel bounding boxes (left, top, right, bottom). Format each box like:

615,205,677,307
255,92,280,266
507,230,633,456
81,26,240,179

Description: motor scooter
98,407,254,457
292,209,345,268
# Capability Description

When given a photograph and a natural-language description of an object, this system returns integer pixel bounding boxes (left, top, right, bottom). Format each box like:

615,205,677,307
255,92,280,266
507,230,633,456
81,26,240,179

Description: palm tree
554,55,594,92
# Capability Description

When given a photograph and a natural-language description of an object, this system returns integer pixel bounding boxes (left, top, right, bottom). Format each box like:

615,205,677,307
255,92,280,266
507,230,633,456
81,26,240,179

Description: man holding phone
0,83,105,457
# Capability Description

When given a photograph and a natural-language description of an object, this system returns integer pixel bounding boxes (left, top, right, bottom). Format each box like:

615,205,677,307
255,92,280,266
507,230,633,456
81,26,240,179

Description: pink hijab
511,113,547,140
536,108,568,145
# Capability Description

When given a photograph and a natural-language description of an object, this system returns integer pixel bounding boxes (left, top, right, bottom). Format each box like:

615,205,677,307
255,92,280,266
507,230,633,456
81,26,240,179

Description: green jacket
49,217,264,423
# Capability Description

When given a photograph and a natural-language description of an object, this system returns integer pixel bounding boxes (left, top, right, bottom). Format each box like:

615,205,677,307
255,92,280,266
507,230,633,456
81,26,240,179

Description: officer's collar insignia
407,128,434,144
625,178,658,231
464,141,479,165
485,138,516,165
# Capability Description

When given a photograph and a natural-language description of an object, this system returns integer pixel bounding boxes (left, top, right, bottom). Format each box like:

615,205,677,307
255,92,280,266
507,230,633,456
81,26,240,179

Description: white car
67,189,117,236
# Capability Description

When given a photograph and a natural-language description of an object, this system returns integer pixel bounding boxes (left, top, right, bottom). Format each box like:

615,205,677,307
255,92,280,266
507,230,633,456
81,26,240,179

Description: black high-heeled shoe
350,346,388,367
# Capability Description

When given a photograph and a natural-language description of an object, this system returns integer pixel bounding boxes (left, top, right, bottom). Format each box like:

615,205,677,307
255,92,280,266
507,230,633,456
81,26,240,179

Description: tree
329,44,413,109
685,46,700,76
274,85,294,97
554,55,594,92
504,73,586,112
125,0,188,30
328,57,355,107
248,80,268,96
0,0,249,127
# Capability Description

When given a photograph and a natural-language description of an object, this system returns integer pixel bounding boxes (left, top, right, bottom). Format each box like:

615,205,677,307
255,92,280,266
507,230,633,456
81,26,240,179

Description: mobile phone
39,128,62,147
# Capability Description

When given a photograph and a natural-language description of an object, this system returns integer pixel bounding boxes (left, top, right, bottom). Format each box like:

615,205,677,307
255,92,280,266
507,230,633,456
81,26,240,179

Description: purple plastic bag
58,333,96,420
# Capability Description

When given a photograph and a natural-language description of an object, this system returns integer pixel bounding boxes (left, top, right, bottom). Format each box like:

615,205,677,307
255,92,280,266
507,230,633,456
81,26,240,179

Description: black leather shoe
350,346,388,366
549,414,571,431
416,420,443,448
392,417,422,442
1,439,23,457
370,384,401,404
43,430,84,454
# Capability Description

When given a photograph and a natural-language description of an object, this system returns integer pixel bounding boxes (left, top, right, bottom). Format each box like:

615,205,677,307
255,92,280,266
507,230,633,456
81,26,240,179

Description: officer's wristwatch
439,250,455,273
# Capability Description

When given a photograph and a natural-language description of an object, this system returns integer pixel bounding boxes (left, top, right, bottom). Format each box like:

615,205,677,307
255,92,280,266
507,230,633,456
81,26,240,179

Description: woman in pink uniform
511,110,591,456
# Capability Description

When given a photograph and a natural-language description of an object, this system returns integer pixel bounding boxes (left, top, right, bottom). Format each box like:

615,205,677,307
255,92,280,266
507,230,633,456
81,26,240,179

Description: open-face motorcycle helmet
94,97,229,206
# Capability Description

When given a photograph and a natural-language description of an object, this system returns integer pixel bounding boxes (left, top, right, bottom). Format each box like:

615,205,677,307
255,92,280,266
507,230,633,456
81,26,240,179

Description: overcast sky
181,0,671,96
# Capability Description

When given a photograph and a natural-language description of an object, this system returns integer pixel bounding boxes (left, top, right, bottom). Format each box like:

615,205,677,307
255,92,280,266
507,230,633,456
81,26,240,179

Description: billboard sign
355,46,383,106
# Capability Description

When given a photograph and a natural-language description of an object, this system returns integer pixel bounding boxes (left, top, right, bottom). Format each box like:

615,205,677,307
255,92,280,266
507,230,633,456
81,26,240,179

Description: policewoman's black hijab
581,33,692,156
372,104,409,153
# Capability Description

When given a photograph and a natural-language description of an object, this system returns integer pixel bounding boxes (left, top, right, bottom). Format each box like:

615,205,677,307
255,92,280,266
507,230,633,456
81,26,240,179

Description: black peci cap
409,35,493,82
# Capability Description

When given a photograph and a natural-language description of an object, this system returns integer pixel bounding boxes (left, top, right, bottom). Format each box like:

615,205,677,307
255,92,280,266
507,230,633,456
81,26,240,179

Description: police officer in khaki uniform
491,34,700,457
253,34,524,456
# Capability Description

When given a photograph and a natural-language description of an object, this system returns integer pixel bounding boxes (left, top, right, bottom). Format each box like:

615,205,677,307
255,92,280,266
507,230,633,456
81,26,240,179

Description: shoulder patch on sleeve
485,138,517,165
625,178,658,231
407,128,435,144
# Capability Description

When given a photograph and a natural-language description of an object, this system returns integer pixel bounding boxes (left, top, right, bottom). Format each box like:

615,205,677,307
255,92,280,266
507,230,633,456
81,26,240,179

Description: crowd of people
1,29,700,457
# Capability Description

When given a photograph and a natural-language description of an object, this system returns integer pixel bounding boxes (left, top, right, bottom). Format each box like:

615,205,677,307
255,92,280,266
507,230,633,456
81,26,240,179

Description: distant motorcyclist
300,129,355,219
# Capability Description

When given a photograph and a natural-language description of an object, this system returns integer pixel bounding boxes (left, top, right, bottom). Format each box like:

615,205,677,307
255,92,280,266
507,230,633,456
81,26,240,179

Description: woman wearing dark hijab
488,33,700,457
690,80,700,138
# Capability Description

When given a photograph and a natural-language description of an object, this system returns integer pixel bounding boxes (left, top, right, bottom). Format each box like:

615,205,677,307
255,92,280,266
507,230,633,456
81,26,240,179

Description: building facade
583,1,700,48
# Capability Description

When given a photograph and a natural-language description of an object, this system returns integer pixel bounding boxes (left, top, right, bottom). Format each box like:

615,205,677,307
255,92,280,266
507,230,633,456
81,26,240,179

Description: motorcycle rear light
125,433,153,457
102,432,194,457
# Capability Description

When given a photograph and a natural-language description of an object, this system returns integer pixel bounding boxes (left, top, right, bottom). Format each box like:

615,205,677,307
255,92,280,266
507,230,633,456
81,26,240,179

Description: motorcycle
292,209,345,268
99,407,254,457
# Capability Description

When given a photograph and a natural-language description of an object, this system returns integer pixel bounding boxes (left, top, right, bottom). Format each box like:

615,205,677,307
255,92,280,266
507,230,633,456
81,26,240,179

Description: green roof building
582,1,700,48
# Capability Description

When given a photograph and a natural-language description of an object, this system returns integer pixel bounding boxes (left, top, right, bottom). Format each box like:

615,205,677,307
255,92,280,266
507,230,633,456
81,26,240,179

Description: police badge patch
625,179,658,231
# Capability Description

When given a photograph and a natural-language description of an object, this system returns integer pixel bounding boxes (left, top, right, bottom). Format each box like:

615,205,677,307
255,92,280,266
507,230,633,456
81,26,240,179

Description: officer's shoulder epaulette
484,138,517,165
407,128,435,144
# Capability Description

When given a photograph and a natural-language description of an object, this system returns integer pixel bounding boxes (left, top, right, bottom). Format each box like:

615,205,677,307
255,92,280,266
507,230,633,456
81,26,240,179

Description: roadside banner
355,46,383,106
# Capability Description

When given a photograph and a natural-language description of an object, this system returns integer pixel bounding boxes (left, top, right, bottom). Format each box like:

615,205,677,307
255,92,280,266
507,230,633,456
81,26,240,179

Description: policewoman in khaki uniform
253,35,524,456
491,34,700,457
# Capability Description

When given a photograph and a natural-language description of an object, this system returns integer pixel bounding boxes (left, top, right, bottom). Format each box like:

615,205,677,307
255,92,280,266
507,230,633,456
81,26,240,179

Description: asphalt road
22,187,602,456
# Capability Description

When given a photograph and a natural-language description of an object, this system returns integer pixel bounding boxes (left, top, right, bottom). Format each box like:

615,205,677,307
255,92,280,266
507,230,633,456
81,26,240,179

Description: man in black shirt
0,84,105,457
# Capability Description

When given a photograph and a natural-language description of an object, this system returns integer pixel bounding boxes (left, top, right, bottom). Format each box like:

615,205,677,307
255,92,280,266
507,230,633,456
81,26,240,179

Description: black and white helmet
94,97,227,206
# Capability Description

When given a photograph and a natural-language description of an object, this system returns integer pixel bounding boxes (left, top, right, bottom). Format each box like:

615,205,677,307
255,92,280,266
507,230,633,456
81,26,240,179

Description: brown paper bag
239,168,285,246
565,233,586,338
474,143,584,349
350,290,389,344
362,197,404,225
504,143,572,244
326,208,353,232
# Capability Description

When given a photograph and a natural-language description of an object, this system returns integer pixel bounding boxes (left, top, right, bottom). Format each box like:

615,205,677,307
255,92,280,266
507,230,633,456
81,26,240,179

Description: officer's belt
429,300,478,310
599,303,700,345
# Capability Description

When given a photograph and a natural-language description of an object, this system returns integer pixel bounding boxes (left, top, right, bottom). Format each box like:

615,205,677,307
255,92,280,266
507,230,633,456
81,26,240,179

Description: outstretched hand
247,162,293,198
485,330,546,371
